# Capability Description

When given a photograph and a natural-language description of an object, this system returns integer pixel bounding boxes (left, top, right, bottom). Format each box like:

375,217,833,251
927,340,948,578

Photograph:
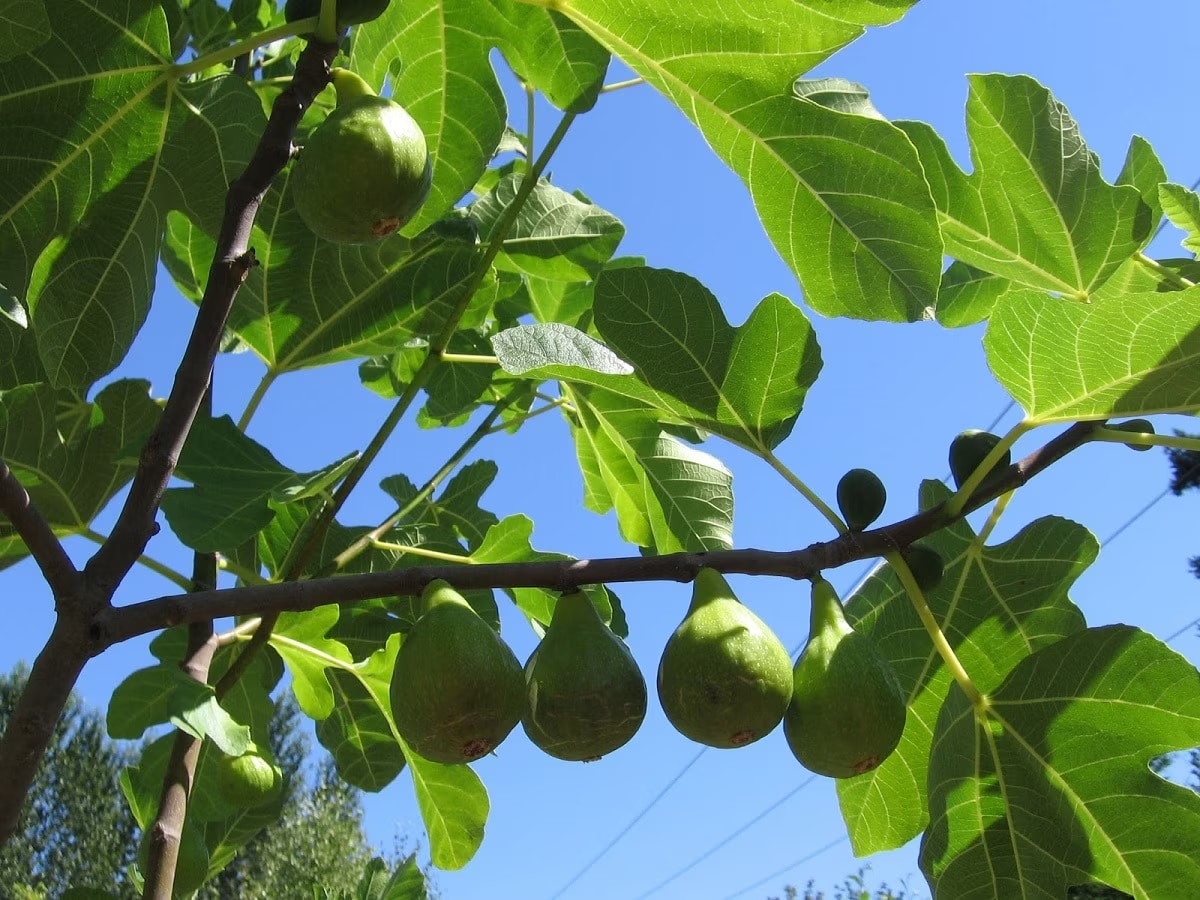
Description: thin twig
0,460,81,600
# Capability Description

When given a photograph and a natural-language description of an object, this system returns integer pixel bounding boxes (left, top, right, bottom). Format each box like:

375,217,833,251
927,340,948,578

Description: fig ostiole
784,578,907,779
836,467,886,531
389,580,525,765
522,590,647,762
657,568,793,749
291,67,431,244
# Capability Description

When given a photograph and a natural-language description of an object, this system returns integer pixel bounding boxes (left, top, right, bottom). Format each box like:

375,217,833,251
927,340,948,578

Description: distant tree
0,665,428,899
0,664,138,899
770,866,912,900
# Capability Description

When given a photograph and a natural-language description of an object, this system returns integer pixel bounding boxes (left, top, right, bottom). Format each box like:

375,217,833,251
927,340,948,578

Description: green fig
390,580,525,764
522,590,647,761
657,569,793,749
291,68,432,244
836,468,886,531
284,0,391,28
215,748,282,808
948,429,1010,491
1108,418,1155,451
902,542,944,592
784,578,907,778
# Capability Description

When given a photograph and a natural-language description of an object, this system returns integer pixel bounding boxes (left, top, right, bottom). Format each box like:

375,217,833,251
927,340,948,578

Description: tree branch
84,38,340,598
0,460,82,601
96,421,1100,648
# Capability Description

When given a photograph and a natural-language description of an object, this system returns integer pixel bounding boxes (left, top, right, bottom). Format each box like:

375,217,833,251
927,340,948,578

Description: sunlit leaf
921,626,1200,898
899,75,1147,301
836,481,1093,855
985,286,1200,423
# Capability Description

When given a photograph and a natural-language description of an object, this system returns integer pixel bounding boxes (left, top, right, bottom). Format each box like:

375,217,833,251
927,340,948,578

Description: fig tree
836,467,886,531
948,429,1010,491
389,580,525,764
215,748,282,808
522,590,647,761
291,68,431,244
284,0,391,28
784,578,906,778
657,568,793,749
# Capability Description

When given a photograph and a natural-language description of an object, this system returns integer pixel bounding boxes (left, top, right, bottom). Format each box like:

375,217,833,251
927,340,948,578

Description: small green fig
216,749,282,808
284,0,391,28
948,429,1010,491
836,468,886,531
657,569,793,749
903,543,944,592
291,68,431,244
389,580,525,764
784,578,907,778
1108,418,1155,451
522,590,647,761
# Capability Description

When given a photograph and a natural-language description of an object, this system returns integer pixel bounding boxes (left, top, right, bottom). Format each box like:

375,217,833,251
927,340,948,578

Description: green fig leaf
1116,135,1167,229
0,0,50,61
492,322,633,377
921,626,1200,897
272,605,355,719
836,481,1094,855
899,74,1148,301
984,286,1200,423
541,0,939,321
1159,182,1200,255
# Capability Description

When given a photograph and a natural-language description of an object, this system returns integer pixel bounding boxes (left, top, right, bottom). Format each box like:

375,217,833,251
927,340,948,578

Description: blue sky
4,1,1200,898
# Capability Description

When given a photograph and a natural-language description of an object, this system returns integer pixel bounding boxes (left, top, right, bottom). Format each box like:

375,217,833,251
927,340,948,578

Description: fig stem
371,540,472,565
173,19,317,77
237,369,278,430
761,449,847,534
974,488,1013,545
944,421,1030,518
1135,252,1195,290
885,550,984,708
439,352,500,365
315,0,338,43
599,77,646,94
1092,428,1200,451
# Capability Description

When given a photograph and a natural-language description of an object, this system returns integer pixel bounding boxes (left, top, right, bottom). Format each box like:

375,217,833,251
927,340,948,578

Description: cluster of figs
387,461,931,778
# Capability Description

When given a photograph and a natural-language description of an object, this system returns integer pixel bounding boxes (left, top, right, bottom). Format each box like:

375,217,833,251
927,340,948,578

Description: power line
631,776,820,899
720,835,848,900
548,746,708,899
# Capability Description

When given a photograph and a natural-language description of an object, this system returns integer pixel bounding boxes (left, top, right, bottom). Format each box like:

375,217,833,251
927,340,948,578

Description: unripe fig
948,429,1010,490
522,590,647,761
390,580,525,764
291,68,432,244
903,542,944,592
284,0,391,28
836,468,886,531
216,748,282,808
784,578,906,778
657,569,793,749
1108,419,1155,451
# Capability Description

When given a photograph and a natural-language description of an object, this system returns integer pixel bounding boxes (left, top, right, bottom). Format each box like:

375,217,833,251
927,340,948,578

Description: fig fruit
902,542,944,592
389,580,525,764
948,429,1010,491
216,748,282,808
657,569,793,749
836,468,886,531
522,590,647,761
284,0,391,28
291,68,431,244
784,578,906,778
1109,418,1154,451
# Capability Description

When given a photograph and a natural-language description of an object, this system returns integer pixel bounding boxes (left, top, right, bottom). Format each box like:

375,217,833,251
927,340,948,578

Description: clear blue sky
4,2,1200,898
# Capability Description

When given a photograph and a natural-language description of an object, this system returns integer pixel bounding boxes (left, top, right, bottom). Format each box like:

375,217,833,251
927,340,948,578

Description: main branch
97,422,1099,647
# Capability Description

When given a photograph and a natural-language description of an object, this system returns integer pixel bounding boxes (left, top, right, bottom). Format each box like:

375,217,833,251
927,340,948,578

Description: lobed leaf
984,286,1200,423
921,626,1200,898
901,75,1148,304
836,481,1093,855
